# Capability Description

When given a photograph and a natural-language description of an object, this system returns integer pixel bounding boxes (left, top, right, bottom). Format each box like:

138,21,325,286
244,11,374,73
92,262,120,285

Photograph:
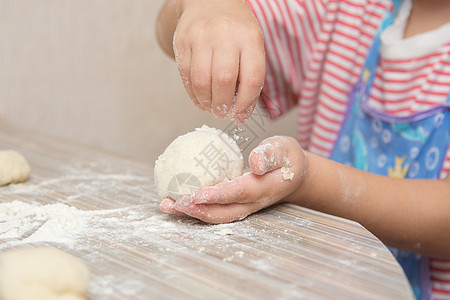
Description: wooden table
0,123,413,299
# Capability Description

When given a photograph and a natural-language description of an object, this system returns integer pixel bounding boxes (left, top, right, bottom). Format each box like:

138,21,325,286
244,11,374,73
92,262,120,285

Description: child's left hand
159,136,308,223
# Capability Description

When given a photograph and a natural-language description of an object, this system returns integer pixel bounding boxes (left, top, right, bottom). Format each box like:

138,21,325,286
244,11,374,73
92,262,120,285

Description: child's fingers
174,200,262,224
190,46,213,111
191,174,254,205
231,45,265,123
211,46,240,118
249,136,294,175
160,198,188,216
173,38,198,107
191,171,286,206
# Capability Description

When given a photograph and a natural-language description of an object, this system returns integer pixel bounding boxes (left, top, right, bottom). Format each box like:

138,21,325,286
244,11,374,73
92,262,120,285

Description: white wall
0,0,296,165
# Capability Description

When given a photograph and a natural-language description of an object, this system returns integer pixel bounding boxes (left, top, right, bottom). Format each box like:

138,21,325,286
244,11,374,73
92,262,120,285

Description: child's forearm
287,152,450,258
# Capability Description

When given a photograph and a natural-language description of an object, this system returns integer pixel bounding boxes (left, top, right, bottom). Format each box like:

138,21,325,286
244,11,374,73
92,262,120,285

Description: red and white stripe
431,259,450,299
246,0,450,298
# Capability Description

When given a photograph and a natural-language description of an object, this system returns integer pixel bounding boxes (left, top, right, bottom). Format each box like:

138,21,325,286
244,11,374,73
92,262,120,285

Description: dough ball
0,150,31,186
0,247,90,300
154,125,243,199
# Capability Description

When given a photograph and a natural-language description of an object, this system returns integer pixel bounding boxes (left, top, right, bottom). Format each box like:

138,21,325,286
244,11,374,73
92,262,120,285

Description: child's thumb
249,136,291,175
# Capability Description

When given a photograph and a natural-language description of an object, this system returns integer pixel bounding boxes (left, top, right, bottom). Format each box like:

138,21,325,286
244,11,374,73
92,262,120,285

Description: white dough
0,150,31,186
0,247,90,300
154,125,243,199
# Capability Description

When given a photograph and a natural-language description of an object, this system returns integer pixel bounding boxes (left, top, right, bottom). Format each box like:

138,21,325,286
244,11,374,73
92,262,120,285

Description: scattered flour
0,201,87,246
0,200,258,254
0,201,180,250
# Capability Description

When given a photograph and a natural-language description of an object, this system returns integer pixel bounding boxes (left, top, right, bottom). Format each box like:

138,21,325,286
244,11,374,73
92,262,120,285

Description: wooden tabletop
0,123,413,300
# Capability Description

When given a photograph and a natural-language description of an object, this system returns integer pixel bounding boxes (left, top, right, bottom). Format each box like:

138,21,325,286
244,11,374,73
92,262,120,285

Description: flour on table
0,150,30,186
0,201,88,247
154,125,243,200
0,201,246,250
0,247,90,300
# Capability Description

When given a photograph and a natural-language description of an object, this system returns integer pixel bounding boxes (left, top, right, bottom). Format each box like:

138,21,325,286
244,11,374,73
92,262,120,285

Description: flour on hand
154,125,243,200
0,247,90,300
281,167,294,181
0,150,30,186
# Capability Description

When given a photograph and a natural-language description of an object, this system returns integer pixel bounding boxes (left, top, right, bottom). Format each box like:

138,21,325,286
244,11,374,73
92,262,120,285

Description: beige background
0,0,296,165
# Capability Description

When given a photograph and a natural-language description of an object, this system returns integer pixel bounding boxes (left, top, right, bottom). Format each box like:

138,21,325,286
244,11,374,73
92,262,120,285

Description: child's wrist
283,148,312,206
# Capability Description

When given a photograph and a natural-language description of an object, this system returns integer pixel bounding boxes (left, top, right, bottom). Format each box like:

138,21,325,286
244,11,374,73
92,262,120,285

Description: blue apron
329,1,450,299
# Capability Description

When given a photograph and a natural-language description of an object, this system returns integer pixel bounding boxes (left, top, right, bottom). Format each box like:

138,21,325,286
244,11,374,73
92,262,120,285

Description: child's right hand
173,0,266,122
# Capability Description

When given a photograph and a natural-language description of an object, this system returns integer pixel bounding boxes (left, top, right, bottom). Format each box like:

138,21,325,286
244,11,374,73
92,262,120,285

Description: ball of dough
0,150,31,186
154,125,243,199
0,247,90,300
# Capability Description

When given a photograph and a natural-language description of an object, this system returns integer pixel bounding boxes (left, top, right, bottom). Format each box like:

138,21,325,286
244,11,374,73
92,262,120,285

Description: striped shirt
246,0,450,298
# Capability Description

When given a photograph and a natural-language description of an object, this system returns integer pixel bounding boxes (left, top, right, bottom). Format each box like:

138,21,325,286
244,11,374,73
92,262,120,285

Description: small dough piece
214,228,234,236
0,150,31,186
0,247,90,300
154,125,243,199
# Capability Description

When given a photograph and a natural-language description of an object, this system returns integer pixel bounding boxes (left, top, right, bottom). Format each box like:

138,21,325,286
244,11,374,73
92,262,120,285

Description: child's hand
173,0,266,122
160,136,308,223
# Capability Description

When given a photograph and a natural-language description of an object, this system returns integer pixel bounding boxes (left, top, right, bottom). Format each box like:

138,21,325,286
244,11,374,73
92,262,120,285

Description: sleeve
245,0,329,119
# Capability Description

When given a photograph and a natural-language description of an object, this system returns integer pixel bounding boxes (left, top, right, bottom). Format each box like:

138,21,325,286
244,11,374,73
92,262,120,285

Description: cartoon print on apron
330,0,450,299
